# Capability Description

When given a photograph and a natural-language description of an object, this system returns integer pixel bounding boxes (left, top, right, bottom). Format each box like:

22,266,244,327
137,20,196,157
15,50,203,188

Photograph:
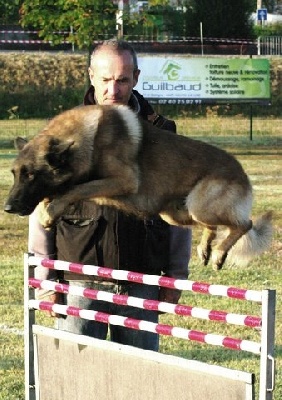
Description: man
29,40,191,351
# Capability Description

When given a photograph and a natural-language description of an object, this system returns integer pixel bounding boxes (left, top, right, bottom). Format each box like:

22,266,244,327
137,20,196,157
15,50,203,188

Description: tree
262,0,276,13
121,1,188,40
20,0,118,49
185,0,255,38
0,0,23,24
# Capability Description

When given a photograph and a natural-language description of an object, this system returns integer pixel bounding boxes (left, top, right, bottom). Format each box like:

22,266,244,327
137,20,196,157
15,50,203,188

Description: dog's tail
227,211,273,266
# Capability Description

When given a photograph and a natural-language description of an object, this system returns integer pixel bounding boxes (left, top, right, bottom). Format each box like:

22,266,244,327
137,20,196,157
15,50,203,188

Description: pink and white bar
28,299,261,355
0,40,53,44
0,30,70,34
29,278,262,328
28,256,263,302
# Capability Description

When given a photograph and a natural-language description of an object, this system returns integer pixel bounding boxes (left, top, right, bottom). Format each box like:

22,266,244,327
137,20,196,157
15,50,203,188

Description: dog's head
4,135,75,216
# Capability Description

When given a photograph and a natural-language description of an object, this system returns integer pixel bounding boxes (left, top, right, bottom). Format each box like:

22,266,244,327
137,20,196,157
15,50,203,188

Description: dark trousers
57,281,160,351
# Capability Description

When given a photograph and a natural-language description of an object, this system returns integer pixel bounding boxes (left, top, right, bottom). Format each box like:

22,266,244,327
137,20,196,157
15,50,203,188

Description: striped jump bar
29,256,263,302
29,278,262,328
28,299,261,355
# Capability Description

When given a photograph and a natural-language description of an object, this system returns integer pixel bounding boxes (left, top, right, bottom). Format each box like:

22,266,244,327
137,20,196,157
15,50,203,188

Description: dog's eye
20,166,34,181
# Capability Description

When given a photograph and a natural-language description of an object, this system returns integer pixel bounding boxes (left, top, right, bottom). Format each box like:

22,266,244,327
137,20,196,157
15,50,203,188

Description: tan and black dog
4,104,272,270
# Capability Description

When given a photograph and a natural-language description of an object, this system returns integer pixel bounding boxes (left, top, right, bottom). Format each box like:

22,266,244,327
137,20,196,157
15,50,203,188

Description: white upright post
24,253,36,400
259,289,276,400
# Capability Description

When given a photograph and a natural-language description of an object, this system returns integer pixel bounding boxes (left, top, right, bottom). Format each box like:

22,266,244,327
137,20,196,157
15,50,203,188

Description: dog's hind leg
211,221,252,270
197,226,217,266
160,199,196,226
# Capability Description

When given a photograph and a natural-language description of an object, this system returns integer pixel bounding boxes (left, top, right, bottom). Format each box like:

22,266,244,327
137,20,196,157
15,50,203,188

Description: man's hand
158,287,182,304
43,292,65,318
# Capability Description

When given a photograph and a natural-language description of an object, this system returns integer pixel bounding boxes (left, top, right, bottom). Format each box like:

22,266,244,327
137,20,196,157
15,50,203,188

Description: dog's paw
197,244,212,266
211,249,227,271
36,200,55,229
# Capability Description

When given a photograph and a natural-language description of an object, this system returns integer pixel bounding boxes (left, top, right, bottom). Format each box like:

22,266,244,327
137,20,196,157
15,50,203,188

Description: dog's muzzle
4,204,15,213
4,202,33,216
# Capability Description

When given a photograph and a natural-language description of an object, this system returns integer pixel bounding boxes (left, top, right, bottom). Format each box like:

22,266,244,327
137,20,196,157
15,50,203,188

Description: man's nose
107,81,119,95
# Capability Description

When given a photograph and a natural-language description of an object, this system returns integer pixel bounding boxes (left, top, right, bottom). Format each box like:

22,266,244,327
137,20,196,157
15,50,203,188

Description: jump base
33,325,255,400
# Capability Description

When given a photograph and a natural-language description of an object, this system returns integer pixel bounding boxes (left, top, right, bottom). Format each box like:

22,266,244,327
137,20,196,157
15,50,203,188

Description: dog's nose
4,204,15,213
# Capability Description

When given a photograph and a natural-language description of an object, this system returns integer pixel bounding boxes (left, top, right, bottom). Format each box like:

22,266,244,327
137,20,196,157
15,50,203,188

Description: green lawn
0,118,281,399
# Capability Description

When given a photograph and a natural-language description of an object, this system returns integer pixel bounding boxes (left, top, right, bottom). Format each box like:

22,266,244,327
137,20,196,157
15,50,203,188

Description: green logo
160,60,182,81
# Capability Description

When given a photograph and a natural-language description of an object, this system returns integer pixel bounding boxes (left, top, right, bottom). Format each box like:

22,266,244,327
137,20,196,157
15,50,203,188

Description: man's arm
28,208,58,299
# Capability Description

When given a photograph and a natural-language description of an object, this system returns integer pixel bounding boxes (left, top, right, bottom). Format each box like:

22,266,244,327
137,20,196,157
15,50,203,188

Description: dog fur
4,104,273,270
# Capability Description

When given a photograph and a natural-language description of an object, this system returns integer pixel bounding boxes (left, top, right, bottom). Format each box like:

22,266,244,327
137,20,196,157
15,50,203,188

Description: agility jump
25,254,276,400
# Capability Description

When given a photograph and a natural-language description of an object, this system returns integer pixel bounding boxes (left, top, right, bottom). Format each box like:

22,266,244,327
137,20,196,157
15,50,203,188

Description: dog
4,104,272,270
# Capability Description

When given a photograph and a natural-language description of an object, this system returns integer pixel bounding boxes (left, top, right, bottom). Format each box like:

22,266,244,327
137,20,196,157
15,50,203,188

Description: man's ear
14,137,28,151
88,67,94,86
46,138,75,168
133,68,140,87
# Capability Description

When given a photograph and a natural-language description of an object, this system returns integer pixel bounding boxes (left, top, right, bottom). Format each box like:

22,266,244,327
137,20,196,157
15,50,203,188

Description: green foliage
122,5,186,40
147,5,186,39
18,0,258,45
20,0,117,48
0,0,22,24
270,58,282,111
186,0,255,38
254,22,282,36
262,0,278,13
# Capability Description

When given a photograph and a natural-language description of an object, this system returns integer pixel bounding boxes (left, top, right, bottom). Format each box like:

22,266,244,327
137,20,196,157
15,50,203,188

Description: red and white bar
0,30,70,34
29,256,263,302
28,299,261,355
29,278,262,328
0,39,52,44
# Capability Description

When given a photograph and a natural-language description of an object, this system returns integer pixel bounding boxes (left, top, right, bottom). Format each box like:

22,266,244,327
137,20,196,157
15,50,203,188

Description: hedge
0,52,281,119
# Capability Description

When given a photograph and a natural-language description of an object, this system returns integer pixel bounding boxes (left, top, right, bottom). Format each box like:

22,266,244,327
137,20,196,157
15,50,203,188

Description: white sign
135,56,270,104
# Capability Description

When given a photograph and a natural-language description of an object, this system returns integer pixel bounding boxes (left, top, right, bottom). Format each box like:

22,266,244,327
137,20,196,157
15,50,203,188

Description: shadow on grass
0,357,24,371
0,152,16,159
0,140,15,149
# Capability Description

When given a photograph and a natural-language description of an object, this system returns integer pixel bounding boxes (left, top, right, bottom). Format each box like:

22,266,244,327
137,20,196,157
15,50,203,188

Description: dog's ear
46,138,75,168
14,137,28,151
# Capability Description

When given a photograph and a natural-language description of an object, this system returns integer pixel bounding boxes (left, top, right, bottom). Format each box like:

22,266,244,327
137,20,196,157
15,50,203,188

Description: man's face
89,49,140,105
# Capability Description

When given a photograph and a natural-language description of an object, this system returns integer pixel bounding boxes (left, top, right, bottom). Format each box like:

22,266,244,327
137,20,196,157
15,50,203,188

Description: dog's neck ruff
115,105,142,145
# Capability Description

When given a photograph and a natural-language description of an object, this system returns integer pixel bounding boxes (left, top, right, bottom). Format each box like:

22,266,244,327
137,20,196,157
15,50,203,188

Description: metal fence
0,117,281,147
258,36,282,55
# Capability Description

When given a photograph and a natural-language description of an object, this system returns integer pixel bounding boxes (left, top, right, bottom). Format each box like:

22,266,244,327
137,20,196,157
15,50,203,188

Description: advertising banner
135,56,270,105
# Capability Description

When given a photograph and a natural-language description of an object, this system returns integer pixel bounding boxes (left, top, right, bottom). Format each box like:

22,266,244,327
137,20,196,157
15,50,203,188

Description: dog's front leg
40,175,138,228
35,197,70,229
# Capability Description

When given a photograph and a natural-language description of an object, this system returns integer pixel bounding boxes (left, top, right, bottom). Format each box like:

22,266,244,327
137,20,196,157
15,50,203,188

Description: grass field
0,117,281,399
